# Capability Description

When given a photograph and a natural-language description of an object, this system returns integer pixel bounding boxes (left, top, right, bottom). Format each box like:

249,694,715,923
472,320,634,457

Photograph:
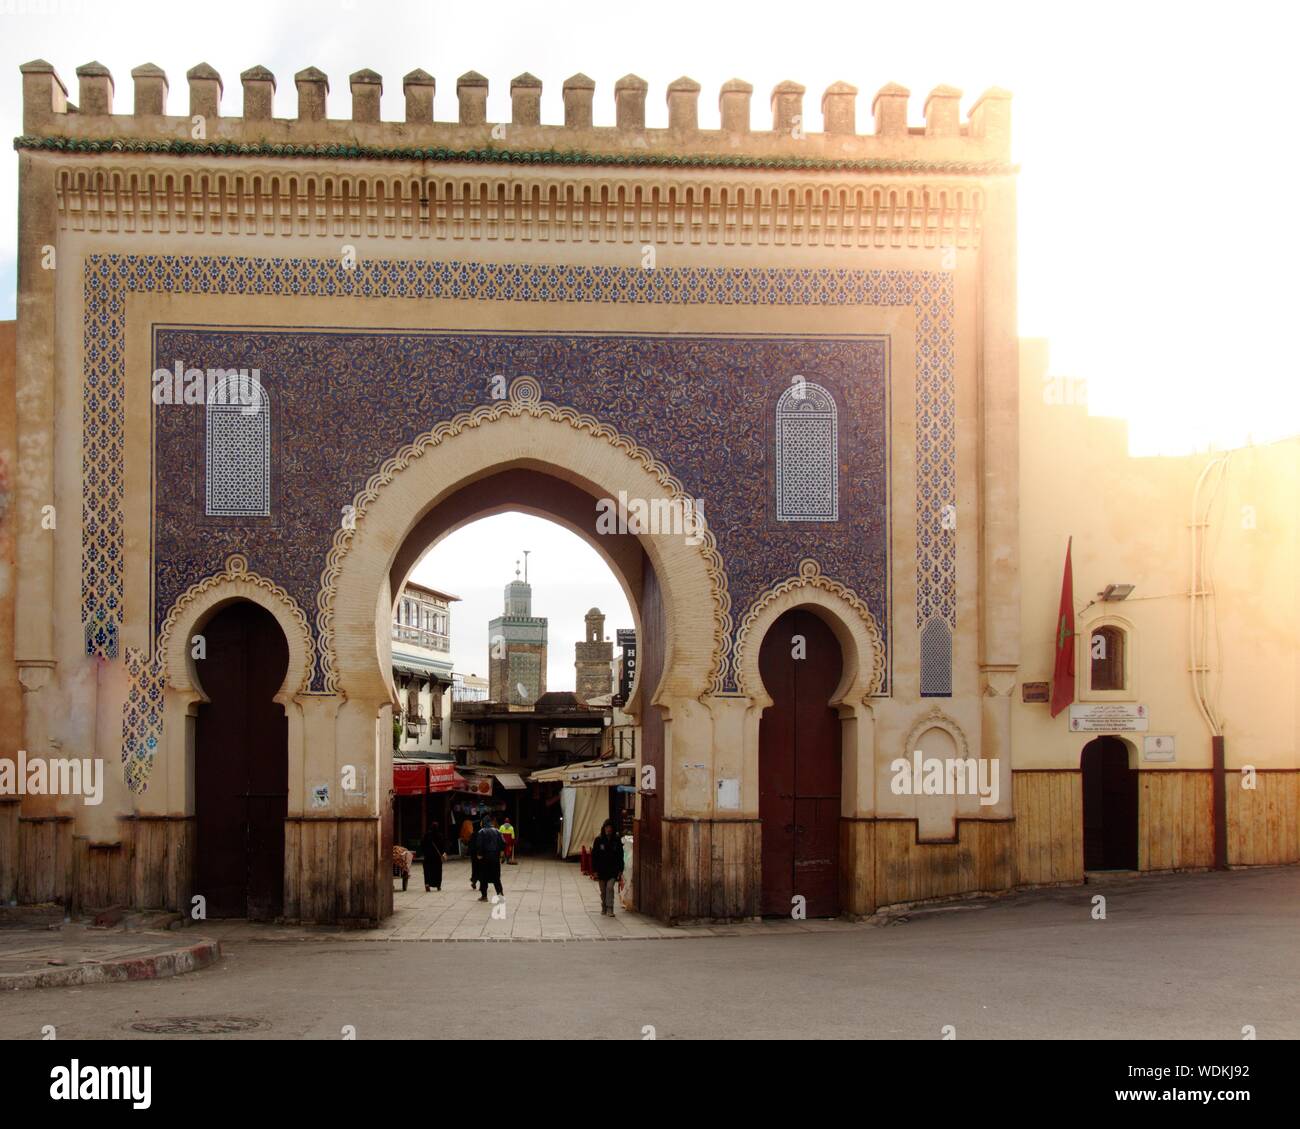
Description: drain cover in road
129,1016,266,1035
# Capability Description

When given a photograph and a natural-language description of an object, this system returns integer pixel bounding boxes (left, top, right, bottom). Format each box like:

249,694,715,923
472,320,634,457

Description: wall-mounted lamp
1101,583,1135,601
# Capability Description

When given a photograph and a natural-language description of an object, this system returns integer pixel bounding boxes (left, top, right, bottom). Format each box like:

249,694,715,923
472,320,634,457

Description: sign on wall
1143,735,1176,762
1068,703,1149,732
616,629,638,705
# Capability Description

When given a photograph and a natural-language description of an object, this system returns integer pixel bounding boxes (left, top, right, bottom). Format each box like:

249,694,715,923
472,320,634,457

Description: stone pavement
202,854,861,942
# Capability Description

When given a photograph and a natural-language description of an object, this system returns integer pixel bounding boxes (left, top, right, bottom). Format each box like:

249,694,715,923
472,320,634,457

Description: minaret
575,607,614,704
488,553,548,706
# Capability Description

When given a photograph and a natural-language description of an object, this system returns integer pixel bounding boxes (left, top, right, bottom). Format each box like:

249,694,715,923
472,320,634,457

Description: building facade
0,58,1293,926
392,582,456,756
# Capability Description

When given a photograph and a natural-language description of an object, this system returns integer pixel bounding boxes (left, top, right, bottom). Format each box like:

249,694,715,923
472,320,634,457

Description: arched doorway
325,398,730,922
758,608,844,916
1081,736,1138,870
195,601,290,918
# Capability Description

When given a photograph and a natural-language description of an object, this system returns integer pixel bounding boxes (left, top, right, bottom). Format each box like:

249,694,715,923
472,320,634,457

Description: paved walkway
388,854,663,940
202,855,861,942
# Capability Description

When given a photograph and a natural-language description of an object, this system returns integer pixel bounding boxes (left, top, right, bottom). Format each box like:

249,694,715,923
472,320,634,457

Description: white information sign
1068,703,1149,732
1143,735,1176,762
716,778,741,811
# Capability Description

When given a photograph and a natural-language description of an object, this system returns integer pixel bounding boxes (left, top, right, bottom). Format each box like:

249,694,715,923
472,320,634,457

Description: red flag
1050,538,1075,718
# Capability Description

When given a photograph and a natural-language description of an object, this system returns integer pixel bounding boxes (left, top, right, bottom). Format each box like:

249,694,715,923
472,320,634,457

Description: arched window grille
919,617,953,697
775,382,839,522
205,372,270,517
1090,625,1127,692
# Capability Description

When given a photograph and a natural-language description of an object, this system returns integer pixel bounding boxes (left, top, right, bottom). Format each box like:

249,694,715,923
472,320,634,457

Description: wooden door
195,601,289,919
1081,736,1138,870
759,609,844,916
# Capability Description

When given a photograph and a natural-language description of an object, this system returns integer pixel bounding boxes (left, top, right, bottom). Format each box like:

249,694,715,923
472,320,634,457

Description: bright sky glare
0,0,1293,456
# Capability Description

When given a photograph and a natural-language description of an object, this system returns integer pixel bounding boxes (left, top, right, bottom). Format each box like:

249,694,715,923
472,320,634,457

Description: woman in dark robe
420,821,447,892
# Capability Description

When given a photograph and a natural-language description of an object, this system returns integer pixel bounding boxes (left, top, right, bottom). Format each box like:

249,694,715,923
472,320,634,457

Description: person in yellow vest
499,817,517,865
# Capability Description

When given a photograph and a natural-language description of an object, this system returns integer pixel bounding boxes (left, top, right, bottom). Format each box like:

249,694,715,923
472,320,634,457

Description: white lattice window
776,382,838,522
205,373,270,517
919,618,952,698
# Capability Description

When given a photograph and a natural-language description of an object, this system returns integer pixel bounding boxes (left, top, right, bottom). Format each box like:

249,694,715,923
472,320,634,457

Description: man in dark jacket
474,815,504,902
591,819,624,917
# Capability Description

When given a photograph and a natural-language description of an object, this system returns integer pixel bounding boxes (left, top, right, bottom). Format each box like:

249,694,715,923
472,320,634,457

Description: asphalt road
2,867,1296,1040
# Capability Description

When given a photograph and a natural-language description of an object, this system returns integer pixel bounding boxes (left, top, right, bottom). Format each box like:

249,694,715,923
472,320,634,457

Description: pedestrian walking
474,814,505,902
591,819,624,917
392,843,414,893
461,815,479,888
499,816,517,865
420,820,446,892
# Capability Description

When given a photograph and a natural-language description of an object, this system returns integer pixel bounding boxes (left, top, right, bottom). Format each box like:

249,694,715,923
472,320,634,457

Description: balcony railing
392,624,450,651
452,682,489,702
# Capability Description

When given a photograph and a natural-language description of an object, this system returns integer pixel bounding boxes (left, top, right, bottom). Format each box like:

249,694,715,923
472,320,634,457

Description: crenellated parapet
16,59,1012,171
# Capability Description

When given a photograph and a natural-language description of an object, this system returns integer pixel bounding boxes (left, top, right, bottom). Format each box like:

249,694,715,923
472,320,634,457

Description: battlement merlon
16,60,1012,170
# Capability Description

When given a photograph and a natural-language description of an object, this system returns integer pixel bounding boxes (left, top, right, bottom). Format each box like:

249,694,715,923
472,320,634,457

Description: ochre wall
1015,338,1299,872
0,320,19,902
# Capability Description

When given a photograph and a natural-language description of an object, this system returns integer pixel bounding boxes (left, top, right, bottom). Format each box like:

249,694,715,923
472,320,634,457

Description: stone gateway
1,59,1294,926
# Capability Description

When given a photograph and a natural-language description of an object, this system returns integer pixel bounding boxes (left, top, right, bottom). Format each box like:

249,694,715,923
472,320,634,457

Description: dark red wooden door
759,609,843,917
1081,736,1138,870
195,601,289,919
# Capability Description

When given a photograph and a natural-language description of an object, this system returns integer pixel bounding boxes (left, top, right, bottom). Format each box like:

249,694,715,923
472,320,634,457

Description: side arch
158,553,314,701
734,558,885,708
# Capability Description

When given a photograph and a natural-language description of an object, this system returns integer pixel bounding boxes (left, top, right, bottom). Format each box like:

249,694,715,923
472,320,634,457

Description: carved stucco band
156,553,316,695
733,557,886,699
315,377,734,697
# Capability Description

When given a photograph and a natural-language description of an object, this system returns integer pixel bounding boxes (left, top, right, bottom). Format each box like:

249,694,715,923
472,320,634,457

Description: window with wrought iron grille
775,382,839,522
1089,625,1126,692
205,374,270,517
919,618,953,697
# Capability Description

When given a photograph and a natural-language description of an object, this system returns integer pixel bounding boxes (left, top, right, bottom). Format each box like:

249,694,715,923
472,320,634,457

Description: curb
0,939,221,991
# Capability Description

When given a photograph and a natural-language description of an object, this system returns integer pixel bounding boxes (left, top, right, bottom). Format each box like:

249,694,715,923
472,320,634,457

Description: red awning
428,763,468,794
395,762,467,795
393,763,428,796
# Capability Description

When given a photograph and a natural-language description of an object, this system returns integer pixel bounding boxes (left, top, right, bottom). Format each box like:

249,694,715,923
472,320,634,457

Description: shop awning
391,651,454,682
528,759,635,787
394,761,467,795
394,762,429,796
428,763,468,793
494,772,527,791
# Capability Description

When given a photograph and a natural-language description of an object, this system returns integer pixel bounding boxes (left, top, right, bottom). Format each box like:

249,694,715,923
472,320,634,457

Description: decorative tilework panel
82,256,955,693
121,647,164,793
151,330,890,693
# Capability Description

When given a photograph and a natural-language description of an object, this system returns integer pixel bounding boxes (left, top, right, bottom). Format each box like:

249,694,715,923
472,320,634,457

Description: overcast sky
2,0,1295,457
409,512,632,693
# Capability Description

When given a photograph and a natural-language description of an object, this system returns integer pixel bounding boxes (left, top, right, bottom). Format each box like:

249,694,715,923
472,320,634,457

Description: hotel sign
616,629,637,705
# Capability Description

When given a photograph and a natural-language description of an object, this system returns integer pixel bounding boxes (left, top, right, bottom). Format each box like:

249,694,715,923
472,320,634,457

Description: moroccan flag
1050,537,1075,717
